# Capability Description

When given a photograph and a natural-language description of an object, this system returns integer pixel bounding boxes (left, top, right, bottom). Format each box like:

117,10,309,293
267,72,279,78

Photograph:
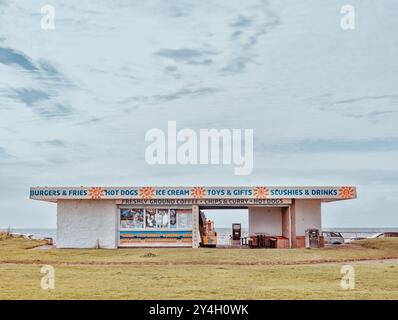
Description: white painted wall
248,207,282,235
57,200,118,248
295,200,322,236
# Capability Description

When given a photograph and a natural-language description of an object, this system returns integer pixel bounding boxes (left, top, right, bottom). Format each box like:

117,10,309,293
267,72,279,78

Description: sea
2,227,398,245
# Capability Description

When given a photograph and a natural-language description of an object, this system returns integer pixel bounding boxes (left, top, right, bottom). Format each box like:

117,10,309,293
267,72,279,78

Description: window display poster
120,208,144,229
177,209,192,229
120,208,131,228
132,208,144,228
156,209,169,228
146,208,156,228
169,209,177,229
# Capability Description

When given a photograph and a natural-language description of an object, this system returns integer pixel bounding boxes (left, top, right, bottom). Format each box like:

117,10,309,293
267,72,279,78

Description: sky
0,0,397,228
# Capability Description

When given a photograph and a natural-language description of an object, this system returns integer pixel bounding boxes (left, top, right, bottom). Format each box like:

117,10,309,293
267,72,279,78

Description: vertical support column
288,206,292,248
115,203,120,248
281,207,290,247
191,205,200,248
290,200,297,248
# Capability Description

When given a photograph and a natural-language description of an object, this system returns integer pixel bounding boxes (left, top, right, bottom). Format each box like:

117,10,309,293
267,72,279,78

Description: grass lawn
1,233,398,299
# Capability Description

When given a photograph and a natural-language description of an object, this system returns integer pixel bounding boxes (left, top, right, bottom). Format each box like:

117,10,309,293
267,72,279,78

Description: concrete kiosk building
30,186,357,249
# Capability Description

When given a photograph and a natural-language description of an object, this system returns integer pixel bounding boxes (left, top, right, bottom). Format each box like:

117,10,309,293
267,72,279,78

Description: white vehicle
322,231,344,245
371,232,398,238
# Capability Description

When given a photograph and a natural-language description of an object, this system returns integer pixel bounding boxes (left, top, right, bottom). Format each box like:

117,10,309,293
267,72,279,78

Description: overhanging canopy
30,186,357,204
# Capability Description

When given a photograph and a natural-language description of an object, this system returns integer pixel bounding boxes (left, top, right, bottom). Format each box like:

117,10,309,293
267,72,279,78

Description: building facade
30,186,357,249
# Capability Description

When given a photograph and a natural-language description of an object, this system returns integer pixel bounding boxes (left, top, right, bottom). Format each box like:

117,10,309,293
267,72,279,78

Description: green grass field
0,233,397,299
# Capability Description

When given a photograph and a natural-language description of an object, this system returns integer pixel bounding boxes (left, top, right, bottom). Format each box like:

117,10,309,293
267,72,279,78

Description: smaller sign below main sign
116,198,292,206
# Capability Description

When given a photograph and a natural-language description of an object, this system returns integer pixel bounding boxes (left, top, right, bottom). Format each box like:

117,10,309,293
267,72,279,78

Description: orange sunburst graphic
338,186,355,199
88,187,104,199
139,187,155,199
253,187,269,199
191,187,206,199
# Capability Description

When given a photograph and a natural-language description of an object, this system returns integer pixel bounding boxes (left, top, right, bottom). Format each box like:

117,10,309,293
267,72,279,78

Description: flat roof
30,186,357,203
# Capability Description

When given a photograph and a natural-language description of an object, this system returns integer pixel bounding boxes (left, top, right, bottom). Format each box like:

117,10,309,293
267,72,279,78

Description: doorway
200,208,248,246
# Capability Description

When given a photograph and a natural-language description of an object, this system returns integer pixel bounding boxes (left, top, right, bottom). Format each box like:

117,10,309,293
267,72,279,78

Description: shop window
120,208,192,230
177,209,192,229
120,208,144,229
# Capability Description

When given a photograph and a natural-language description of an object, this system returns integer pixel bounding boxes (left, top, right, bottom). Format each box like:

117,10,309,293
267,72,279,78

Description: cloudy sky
0,0,397,228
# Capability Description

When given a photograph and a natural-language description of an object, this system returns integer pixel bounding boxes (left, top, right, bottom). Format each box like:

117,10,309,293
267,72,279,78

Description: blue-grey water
2,227,398,245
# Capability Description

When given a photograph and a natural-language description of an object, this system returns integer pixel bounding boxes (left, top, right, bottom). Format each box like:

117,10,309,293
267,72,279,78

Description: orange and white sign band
30,186,357,201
